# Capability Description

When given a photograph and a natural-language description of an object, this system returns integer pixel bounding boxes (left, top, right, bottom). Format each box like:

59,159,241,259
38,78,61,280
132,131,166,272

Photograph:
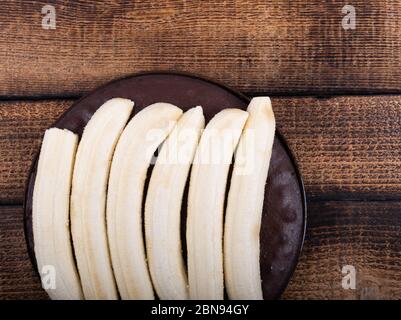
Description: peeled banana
145,106,205,300
33,128,83,300
186,108,248,300
71,98,134,300
224,97,276,299
107,102,183,300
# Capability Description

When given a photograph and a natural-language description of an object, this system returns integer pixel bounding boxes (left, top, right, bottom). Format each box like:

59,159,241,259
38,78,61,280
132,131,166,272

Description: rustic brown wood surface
2,1,401,97
1,0,401,300
1,96,400,204
0,206,47,300
2,201,401,300
283,201,401,300
0,100,70,205
0,96,400,299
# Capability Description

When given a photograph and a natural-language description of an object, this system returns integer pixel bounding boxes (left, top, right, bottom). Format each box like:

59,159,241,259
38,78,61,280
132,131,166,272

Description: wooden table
1,1,400,300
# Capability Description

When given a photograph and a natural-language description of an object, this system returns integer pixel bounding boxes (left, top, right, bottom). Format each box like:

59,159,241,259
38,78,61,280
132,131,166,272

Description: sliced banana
107,102,183,300
145,106,205,300
33,128,83,300
224,97,276,300
186,108,248,300
71,98,134,300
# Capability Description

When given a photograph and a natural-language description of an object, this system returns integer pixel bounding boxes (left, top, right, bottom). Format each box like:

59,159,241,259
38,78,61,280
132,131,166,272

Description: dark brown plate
23,72,307,300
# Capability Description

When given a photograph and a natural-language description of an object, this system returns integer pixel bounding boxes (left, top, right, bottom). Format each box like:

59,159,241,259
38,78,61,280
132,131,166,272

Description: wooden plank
0,206,47,299
0,100,70,204
283,201,401,300
2,1,401,97
274,95,401,200
1,96,400,204
2,201,400,300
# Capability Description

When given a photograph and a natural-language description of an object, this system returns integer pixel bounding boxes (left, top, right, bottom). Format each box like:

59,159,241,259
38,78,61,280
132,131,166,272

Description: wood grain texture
1,96,400,204
274,95,401,200
0,100,70,204
0,206,47,300
283,201,401,300
2,1,401,97
2,202,400,300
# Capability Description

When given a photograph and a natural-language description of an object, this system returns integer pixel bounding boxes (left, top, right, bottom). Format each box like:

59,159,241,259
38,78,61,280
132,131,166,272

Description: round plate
24,72,307,300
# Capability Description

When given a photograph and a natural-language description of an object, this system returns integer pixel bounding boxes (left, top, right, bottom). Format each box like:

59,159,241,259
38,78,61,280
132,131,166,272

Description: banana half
71,98,134,300
186,108,248,300
145,106,205,299
107,102,183,299
224,97,276,299
33,128,83,300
